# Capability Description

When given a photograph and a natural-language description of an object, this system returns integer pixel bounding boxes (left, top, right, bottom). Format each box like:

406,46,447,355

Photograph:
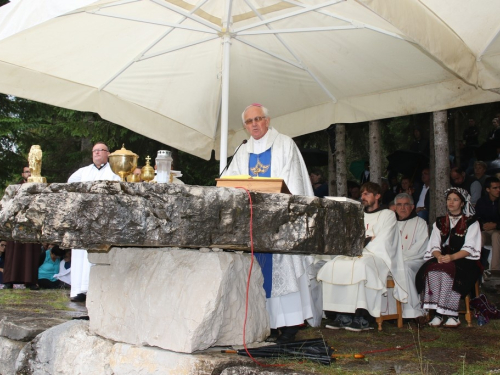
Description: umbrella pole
219,2,233,174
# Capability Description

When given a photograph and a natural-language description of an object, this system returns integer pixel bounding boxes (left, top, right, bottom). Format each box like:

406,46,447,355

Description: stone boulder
15,320,259,375
87,248,269,353
16,320,114,375
0,316,67,341
0,182,364,255
0,337,26,375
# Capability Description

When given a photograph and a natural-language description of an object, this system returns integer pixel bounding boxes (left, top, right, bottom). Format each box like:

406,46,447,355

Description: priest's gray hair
242,104,269,124
394,193,414,205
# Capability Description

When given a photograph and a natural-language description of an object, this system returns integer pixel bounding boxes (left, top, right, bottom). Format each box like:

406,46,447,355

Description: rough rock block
87,248,269,353
0,336,26,375
16,320,114,375
108,343,253,375
0,182,364,255
0,317,67,341
15,320,257,375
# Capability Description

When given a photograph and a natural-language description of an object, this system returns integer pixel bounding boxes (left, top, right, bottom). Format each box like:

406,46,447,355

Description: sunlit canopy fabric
0,0,499,162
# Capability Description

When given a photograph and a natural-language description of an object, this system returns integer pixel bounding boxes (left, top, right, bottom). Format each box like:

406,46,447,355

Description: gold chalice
109,144,138,182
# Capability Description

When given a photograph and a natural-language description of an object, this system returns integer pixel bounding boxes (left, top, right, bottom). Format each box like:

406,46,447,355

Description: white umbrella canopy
0,0,499,167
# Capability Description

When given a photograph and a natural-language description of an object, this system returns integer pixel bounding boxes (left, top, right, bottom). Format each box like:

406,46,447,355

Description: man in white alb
381,193,428,320
67,142,120,302
223,103,320,343
317,182,408,331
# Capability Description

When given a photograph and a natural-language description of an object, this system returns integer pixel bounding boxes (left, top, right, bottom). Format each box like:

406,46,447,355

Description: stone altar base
87,247,269,353
16,321,259,375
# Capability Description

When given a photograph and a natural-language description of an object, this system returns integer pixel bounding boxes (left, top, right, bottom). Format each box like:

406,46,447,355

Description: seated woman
416,187,482,328
37,245,65,289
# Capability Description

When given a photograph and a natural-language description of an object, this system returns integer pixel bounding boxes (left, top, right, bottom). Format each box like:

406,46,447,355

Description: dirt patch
1,289,500,374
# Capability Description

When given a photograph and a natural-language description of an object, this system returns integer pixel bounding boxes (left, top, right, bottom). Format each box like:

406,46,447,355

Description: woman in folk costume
416,187,482,328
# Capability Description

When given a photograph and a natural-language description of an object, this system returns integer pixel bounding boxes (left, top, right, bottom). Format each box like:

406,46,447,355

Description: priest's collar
397,210,417,221
364,205,385,214
93,162,108,170
252,130,270,154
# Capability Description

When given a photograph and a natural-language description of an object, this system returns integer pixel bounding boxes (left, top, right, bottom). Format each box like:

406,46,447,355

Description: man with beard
381,193,428,320
317,182,407,331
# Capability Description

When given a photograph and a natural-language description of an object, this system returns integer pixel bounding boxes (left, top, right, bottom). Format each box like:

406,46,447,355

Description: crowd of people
1,104,497,343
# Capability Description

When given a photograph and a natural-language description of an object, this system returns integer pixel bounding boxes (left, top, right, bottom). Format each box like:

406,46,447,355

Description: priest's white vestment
67,163,120,297
223,127,322,328
381,215,428,318
317,209,408,318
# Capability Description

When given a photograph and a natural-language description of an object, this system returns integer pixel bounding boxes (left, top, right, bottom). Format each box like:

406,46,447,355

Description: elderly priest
381,193,429,320
222,103,321,343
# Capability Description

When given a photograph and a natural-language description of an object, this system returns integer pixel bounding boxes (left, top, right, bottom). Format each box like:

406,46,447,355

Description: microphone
219,140,247,178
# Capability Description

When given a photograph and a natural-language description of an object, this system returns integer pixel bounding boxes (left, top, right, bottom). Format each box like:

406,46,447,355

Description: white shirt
417,185,429,208
68,163,120,183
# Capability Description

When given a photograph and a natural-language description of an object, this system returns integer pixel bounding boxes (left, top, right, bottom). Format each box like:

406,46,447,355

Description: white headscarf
445,187,475,217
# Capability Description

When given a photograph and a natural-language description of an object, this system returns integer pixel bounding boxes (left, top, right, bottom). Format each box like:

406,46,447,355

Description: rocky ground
1,282,500,375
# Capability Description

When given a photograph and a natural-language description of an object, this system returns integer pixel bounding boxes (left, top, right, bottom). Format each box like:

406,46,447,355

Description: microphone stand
219,140,247,178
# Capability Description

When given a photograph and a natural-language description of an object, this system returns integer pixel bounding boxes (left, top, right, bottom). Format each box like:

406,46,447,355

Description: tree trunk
328,128,337,196
369,120,382,184
433,110,450,219
335,124,347,197
429,114,436,227
454,112,461,168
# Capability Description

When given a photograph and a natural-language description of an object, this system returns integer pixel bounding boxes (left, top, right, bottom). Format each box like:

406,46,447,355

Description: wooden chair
376,276,403,331
460,280,480,327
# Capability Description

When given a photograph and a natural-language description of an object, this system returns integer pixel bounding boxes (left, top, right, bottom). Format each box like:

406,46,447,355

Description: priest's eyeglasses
92,149,109,153
396,203,412,207
244,116,266,125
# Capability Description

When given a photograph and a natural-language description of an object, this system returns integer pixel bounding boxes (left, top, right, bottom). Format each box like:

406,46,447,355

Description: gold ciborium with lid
109,144,138,181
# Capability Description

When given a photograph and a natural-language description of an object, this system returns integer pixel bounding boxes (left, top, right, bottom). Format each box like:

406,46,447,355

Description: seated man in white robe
381,193,428,320
222,103,321,344
317,182,408,331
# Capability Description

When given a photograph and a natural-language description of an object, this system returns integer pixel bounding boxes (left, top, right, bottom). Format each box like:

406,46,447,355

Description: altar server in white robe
381,193,428,319
223,103,320,344
67,142,120,302
317,182,408,331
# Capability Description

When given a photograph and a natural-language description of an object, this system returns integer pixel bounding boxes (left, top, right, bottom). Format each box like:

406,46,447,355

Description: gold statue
27,145,47,183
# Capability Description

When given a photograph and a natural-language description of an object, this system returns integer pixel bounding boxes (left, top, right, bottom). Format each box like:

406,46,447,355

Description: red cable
236,187,287,368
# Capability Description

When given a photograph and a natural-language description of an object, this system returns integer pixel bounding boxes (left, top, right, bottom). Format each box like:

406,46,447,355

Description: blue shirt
38,250,60,282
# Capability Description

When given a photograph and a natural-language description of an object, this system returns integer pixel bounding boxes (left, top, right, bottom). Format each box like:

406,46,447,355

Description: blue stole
249,148,273,298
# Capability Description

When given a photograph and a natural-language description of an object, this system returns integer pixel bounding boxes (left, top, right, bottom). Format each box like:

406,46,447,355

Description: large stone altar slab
0,182,364,255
